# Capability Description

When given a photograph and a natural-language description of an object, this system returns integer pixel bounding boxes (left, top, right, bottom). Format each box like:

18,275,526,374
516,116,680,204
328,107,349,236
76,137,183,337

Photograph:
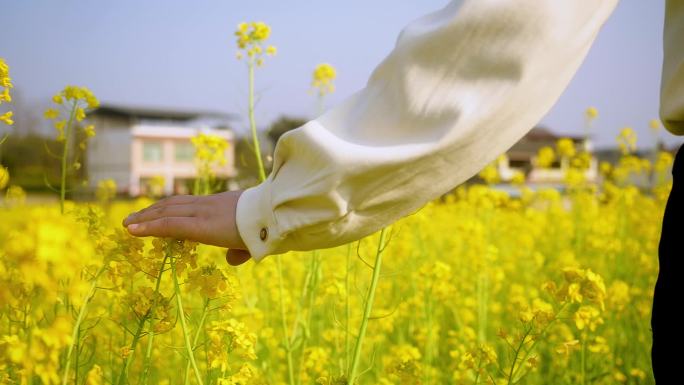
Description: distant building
492,126,598,186
87,104,239,196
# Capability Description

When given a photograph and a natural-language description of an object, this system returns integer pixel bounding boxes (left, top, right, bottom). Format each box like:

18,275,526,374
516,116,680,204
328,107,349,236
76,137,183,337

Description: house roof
507,126,585,160
91,103,238,122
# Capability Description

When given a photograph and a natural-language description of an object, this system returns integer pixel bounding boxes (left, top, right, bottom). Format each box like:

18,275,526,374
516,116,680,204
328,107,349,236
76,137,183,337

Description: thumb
226,248,251,266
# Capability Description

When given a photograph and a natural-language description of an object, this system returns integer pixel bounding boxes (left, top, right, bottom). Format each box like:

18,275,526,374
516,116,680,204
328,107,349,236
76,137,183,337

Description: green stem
348,227,388,384
473,355,484,385
140,256,169,385
277,256,297,385
506,326,532,385
60,101,78,214
317,93,325,116
171,256,203,385
345,243,353,374
297,250,321,385
184,299,211,385
509,303,568,383
117,311,150,385
248,60,266,183
424,294,433,385
193,177,201,196
477,272,489,343
580,332,586,385
61,264,106,385
74,324,80,383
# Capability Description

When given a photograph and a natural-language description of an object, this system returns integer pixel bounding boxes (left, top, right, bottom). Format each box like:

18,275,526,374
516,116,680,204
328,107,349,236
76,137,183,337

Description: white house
86,104,239,196
495,127,599,185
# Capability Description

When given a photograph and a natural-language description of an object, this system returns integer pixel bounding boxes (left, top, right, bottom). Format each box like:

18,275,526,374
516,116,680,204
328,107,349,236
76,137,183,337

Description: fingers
226,248,251,266
123,195,198,226
151,195,198,208
124,204,197,226
126,217,201,240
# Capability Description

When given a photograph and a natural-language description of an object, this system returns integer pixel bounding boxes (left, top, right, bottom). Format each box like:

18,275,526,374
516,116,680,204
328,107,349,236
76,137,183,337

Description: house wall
86,114,238,196
130,125,237,196
87,115,133,193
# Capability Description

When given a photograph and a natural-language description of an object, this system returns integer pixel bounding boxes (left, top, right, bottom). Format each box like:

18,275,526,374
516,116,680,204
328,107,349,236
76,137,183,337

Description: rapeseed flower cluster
0,58,12,125
312,63,337,97
0,166,8,190
536,146,556,168
617,127,638,155
44,85,98,143
96,178,117,205
191,133,229,195
192,134,228,175
234,21,277,67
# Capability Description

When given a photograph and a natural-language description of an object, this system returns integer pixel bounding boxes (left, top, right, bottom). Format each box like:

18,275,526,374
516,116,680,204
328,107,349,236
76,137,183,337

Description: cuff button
259,227,268,241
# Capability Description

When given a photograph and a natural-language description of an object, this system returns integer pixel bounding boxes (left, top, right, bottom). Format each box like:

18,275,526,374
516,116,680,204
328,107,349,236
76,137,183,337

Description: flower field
0,21,672,385
0,154,670,384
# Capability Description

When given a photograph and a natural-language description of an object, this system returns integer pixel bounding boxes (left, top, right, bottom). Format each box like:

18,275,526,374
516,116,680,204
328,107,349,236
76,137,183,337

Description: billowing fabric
235,0,681,262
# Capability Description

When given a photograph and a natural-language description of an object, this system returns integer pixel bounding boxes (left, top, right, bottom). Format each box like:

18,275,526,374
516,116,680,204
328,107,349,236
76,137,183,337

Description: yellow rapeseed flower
599,161,612,176
192,134,227,162
85,364,104,385
0,111,13,125
44,108,59,120
0,166,9,190
536,146,555,168
5,184,26,205
574,305,603,331
75,107,86,122
234,21,276,66
0,88,10,103
585,106,598,120
478,163,500,185
649,119,661,132
84,124,96,137
312,63,337,96
54,120,66,141
0,58,12,88
46,86,99,146
95,179,117,203
630,368,647,380
0,59,13,120
511,170,526,186
654,151,674,173
556,138,576,158
617,127,637,155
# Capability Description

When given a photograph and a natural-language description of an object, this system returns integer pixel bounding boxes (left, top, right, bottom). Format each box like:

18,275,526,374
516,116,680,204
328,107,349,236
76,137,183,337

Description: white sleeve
661,0,684,135
235,0,618,262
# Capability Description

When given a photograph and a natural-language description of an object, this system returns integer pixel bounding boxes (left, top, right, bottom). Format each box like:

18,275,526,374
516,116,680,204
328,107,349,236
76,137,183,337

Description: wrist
234,179,281,262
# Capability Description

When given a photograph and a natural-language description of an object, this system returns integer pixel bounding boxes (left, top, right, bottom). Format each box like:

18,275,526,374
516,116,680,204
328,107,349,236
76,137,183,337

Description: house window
142,141,163,163
175,141,194,162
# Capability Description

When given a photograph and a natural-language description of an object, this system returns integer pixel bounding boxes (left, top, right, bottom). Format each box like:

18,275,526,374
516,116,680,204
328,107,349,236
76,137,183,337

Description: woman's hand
122,190,252,266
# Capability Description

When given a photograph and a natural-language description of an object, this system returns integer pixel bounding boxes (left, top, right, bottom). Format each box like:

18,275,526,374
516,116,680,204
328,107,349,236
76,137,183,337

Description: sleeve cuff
234,178,283,263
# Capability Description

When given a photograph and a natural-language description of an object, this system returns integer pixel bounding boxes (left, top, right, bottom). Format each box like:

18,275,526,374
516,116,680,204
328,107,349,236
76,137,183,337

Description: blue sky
1,0,681,150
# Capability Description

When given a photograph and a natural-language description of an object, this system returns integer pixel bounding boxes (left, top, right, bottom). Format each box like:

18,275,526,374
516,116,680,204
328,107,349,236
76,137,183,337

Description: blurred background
0,0,680,198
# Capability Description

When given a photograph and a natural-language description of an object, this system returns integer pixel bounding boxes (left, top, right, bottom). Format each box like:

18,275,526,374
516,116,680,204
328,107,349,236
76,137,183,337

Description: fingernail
127,224,140,232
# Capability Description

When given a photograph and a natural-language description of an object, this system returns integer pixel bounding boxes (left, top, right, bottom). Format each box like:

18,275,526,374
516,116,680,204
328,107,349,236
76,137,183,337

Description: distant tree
0,88,42,161
266,115,307,147
9,88,42,136
233,131,272,188
232,116,307,188
0,133,62,191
